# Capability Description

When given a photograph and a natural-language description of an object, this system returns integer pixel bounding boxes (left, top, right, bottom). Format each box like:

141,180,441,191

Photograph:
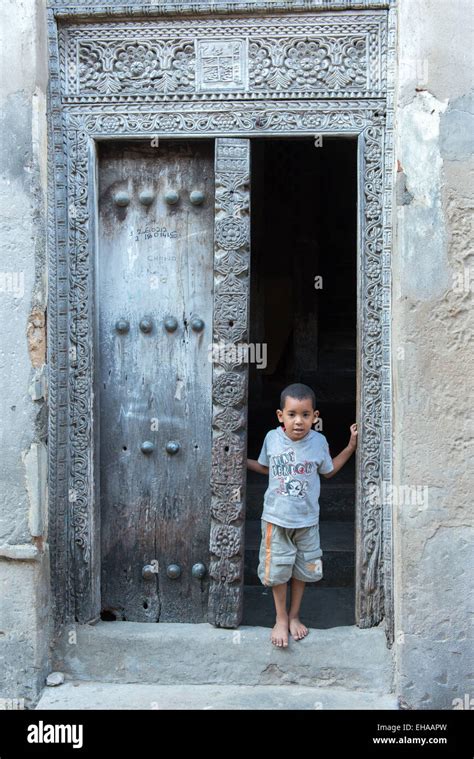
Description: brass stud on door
164,190,179,205
141,441,155,455
166,441,180,455
139,189,155,206
191,563,207,579
189,190,205,205
113,191,130,207
164,316,178,332
166,564,181,579
191,317,205,332
139,317,153,333
142,564,156,580
115,319,130,334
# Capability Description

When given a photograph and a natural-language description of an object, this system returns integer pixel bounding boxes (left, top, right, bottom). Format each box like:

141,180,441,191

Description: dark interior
243,137,358,628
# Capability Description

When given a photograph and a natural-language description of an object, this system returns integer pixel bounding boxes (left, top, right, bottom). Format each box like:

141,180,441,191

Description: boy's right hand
247,458,269,475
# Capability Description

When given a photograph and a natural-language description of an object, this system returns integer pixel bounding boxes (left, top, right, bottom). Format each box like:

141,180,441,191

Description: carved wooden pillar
208,138,251,628
356,121,385,631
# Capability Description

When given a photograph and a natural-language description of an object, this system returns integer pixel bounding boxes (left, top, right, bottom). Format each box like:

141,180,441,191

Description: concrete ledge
0,550,51,707
0,543,40,561
36,681,399,710
53,621,394,692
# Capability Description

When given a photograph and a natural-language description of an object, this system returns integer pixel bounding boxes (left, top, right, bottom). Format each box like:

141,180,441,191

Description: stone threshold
36,681,399,710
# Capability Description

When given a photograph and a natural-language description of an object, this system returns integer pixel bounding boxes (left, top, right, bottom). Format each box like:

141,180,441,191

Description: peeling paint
396,170,414,206
396,90,451,299
26,307,46,367
398,90,447,205
440,92,474,161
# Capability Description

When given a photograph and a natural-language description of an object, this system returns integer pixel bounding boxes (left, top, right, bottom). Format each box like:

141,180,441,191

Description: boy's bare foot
289,616,308,640
271,616,289,647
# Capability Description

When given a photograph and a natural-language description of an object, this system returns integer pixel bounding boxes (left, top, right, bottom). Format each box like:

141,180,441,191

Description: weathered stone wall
0,0,51,707
393,0,473,709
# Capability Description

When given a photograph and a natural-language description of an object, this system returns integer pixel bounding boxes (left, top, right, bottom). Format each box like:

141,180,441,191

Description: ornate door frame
46,0,396,643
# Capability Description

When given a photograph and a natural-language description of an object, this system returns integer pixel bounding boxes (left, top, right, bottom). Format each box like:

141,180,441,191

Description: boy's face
276,396,319,441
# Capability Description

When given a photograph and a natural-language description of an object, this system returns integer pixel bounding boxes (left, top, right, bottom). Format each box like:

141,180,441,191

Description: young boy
247,383,357,648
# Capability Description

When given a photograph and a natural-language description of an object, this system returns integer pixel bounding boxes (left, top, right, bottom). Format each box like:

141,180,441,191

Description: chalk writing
147,255,177,264
130,225,178,241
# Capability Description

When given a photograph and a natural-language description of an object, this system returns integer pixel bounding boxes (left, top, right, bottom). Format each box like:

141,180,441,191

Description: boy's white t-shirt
257,426,334,528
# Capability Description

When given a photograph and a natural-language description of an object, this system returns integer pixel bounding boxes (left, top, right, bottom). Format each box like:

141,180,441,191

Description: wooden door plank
98,140,214,622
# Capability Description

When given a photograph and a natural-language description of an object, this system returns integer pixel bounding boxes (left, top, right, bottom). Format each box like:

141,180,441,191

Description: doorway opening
244,137,358,628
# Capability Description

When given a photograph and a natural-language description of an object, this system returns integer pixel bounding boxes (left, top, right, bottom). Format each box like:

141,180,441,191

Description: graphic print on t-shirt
275,477,309,498
272,449,317,498
258,427,334,528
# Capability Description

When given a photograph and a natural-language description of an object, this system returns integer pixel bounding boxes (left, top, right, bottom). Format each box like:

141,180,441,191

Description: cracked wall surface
0,0,51,707
393,0,474,710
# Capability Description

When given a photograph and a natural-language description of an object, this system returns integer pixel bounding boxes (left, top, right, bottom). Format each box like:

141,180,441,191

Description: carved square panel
196,39,248,92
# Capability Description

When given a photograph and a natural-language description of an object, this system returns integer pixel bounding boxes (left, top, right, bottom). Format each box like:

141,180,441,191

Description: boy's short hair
280,383,316,411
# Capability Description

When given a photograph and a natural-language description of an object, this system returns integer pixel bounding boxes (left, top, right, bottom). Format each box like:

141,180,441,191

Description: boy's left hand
348,423,358,451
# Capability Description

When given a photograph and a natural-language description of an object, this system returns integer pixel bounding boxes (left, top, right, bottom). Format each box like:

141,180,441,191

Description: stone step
35,681,398,710
51,622,394,693
300,371,356,403
318,335,356,351
245,481,355,520
320,484,356,520
319,342,356,356
244,521,354,586
317,355,356,375
242,585,355,628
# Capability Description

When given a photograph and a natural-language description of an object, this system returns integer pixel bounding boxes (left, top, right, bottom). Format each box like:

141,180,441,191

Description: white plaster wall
0,0,51,707
393,0,474,709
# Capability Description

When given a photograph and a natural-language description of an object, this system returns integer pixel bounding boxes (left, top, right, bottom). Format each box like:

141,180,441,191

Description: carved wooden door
98,140,215,622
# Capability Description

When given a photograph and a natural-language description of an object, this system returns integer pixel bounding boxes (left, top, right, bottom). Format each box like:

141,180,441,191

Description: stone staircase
35,621,397,710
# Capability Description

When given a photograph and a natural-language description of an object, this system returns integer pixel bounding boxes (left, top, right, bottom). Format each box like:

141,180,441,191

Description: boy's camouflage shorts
257,519,323,586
